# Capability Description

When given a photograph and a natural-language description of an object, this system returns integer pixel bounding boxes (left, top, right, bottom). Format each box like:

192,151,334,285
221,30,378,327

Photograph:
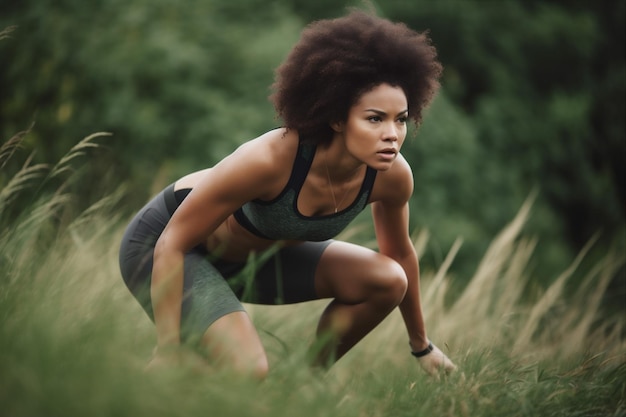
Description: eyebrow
365,109,409,117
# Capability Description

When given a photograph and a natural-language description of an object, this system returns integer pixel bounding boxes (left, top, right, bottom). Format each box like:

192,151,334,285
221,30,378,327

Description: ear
330,120,344,133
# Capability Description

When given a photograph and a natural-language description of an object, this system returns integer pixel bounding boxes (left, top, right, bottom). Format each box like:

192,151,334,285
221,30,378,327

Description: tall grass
0,134,624,417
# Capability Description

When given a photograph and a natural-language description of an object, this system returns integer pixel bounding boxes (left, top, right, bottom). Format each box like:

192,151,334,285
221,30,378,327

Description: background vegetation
1,0,624,306
1,1,625,415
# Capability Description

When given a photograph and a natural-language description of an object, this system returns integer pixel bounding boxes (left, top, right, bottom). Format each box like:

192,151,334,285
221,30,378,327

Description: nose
382,122,399,142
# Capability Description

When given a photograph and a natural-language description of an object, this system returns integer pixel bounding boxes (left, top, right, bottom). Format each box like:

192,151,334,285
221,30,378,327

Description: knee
389,261,409,302
249,355,270,380
375,258,408,304
225,349,270,380
230,350,269,380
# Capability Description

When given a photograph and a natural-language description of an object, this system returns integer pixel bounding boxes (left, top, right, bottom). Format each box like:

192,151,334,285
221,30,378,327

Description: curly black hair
270,10,443,144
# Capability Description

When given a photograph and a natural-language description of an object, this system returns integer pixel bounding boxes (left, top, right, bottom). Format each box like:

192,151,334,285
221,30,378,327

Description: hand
415,342,457,377
145,346,209,373
145,352,178,372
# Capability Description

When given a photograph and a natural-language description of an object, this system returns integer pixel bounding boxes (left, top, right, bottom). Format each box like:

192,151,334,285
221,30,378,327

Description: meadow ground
0,136,624,417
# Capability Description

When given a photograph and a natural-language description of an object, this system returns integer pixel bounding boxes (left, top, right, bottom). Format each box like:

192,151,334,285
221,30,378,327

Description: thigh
187,256,267,376
250,240,333,304
313,241,405,303
181,251,246,343
118,190,171,312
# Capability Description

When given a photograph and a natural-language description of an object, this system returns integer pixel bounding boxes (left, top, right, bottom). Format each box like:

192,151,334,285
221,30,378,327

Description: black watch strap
410,342,434,358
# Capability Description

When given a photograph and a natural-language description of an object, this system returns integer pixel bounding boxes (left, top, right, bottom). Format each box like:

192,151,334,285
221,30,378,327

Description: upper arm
371,155,416,259
157,133,288,253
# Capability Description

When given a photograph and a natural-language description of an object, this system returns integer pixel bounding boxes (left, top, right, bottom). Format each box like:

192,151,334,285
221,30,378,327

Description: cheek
398,126,408,141
347,119,369,133
345,135,371,157
344,122,370,145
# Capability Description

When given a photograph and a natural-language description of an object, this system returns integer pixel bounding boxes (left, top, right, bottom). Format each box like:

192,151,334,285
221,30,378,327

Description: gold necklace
323,154,359,214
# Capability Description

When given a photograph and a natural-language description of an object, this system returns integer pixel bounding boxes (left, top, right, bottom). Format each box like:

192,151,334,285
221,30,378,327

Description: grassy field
1,137,625,417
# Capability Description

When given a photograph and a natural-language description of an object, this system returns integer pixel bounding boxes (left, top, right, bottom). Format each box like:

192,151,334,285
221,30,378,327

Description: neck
318,140,364,181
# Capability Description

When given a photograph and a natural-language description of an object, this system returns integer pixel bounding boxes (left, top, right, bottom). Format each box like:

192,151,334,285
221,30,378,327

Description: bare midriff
205,215,299,262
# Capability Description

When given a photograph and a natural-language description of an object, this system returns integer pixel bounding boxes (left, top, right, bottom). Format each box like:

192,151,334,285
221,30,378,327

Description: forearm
151,247,185,348
397,252,429,351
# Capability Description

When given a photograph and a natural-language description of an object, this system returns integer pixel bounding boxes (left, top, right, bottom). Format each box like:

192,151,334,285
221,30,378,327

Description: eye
367,116,382,123
397,116,408,124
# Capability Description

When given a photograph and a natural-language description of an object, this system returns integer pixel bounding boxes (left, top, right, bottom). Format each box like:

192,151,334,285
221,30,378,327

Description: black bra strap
362,166,378,198
163,183,178,216
288,143,316,191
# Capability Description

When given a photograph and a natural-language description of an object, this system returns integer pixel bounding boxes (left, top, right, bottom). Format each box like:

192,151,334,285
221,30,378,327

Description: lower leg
310,241,409,367
312,297,399,367
201,311,269,379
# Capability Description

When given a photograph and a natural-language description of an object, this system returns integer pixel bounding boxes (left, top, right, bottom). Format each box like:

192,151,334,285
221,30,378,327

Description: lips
377,148,397,160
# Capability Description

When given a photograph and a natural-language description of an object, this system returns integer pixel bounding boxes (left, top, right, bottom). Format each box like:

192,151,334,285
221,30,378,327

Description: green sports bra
233,142,377,241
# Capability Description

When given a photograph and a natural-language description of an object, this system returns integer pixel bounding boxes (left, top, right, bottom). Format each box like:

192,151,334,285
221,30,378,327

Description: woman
119,10,456,378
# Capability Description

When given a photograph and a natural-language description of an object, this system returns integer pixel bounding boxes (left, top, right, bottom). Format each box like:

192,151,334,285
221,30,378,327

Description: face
333,83,409,171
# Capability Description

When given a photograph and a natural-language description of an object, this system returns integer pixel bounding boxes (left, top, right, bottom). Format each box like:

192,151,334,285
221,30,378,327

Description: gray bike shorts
118,184,332,341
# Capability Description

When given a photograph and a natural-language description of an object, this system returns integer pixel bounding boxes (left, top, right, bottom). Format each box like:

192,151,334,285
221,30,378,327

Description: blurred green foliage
1,0,624,306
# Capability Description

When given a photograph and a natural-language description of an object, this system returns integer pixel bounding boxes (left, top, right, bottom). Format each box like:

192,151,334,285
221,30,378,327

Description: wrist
410,341,434,358
154,343,181,356
409,337,429,352
156,329,180,350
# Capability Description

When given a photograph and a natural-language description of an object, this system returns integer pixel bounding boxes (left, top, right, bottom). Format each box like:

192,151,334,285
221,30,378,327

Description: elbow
154,228,188,259
153,233,172,266
152,232,184,281
153,233,170,260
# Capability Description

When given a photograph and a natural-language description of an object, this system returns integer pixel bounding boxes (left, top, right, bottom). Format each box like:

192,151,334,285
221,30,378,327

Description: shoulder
217,128,299,177
227,128,297,167
200,128,299,201
370,153,414,207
